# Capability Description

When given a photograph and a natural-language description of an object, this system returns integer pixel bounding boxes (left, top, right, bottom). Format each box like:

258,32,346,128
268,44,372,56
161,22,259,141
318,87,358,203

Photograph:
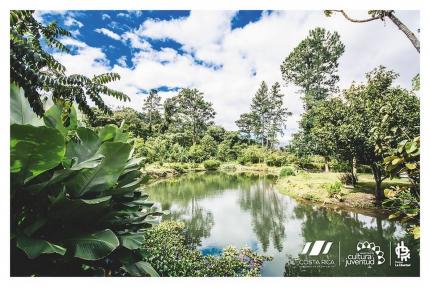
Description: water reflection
145,172,419,276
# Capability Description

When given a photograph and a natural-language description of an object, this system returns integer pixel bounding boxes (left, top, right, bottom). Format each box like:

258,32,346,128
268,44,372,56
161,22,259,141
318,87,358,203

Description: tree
235,112,256,144
142,89,162,134
236,81,290,148
324,10,420,53
175,88,216,145
250,81,271,146
340,67,418,200
10,10,129,120
280,27,345,110
267,82,292,148
85,107,148,139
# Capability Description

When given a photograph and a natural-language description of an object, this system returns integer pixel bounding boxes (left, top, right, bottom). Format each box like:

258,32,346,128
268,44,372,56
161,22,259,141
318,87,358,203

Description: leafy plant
383,187,419,223
338,172,357,186
11,102,163,276
141,221,272,277
10,10,129,119
203,159,221,171
280,166,296,177
325,181,344,201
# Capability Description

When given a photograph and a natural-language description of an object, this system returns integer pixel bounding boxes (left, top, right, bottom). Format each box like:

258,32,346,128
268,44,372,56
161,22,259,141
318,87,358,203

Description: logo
345,241,385,268
394,241,411,267
287,240,337,269
301,240,333,256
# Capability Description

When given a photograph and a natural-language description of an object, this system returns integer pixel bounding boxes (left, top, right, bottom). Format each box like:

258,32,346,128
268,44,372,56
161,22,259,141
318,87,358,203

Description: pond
145,172,419,277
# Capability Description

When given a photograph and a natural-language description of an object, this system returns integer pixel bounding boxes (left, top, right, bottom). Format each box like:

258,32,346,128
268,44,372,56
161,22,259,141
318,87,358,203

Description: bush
238,145,267,165
338,172,357,185
11,103,162,276
325,181,344,201
266,152,287,167
170,162,187,173
203,159,221,170
142,221,272,276
280,166,296,177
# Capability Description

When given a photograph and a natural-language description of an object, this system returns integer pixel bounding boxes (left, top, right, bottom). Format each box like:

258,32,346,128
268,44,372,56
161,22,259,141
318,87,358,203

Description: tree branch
330,10,381,23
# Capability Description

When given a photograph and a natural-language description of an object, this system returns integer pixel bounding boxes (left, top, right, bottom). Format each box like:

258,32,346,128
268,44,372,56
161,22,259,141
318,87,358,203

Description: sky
34,10,420,145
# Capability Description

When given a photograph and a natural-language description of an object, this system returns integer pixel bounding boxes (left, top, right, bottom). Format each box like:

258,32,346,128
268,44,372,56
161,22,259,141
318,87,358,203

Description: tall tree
267,82,292,148
142,89,162,134
280,27,345,110
324,10,420,53
10,10,129,120
176,88,216,145
250,81,271,146
237,81,290,147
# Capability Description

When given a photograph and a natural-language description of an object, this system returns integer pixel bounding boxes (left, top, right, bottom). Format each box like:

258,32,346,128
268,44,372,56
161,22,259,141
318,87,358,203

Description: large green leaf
98,124,129,143
65,128,101,166
11,124,65,182
10,83,44,126
119,233,145,250
16,236,66,259
122,261,159,277
43,103,78,136
66,142,132,197
68,229,119,260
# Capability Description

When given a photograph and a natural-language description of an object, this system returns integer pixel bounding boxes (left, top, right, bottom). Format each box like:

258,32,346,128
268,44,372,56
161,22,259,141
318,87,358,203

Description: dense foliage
11,86,163,276
141,221,272,277
10,10,129,119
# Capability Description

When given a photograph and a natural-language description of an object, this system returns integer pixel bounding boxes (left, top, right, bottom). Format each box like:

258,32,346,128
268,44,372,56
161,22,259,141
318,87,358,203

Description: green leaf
68,229,119,260
66,142,132,197
119,233,145,250
11,124,65,182
43,103,77,135
405,162,417,170
16,236,66,259
65,128,101,167
388,211,401,220
10,83,44,126
123,261,159,277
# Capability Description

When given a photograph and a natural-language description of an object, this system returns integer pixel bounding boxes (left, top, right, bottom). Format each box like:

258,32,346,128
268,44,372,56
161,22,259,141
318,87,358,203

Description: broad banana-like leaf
65,128,101,166
98,124,129,143
10,84,44,126
119,233,145,250
16,236,66,259
43,103,77,136
66,142,132,198
122,261,159,277
68,229,119,260
11,124,65,183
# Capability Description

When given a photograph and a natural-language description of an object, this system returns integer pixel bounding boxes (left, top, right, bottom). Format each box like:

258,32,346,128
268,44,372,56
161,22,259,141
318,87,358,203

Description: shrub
280,166,296,177
203,159,221,170
266,152,287,167
238,145,267,165
325,181,344,201
170,162,186,173
10,103,163,276
338,172,357,186
141,221,272,276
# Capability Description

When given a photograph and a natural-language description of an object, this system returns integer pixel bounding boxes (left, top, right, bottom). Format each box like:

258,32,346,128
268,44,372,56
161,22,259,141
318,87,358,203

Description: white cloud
102,14,111,21
117,56,127,67
64,16,83,28
94,28,121,41
53,10,420,145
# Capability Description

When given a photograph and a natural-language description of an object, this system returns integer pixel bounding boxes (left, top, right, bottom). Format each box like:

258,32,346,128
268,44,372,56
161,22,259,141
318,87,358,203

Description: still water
146,172,419,276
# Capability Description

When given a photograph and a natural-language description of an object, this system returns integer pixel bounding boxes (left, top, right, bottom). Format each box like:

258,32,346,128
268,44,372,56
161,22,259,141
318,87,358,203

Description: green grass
275,172,410,208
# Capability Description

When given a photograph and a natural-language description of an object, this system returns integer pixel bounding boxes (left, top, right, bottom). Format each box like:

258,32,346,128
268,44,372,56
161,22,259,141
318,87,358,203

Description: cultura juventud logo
345,241,385,268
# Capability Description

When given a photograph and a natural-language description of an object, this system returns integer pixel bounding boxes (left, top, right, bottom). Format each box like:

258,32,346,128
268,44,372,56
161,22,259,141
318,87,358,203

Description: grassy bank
275,171,410,209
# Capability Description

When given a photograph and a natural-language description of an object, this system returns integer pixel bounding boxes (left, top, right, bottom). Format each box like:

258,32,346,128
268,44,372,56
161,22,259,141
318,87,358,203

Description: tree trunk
324,157,330,173
371,163,384,202
387,12,420,53
351,156,357,186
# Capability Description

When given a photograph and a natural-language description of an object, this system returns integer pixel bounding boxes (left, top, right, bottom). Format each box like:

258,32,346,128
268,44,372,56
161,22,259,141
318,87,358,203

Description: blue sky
35,10,420,144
